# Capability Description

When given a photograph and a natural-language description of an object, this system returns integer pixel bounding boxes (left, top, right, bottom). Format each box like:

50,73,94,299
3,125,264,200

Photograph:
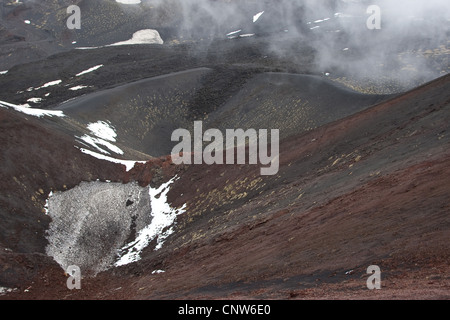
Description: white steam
143,0,449,91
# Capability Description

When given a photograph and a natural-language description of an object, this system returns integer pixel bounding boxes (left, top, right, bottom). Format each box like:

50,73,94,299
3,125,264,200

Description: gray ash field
0,0,449,300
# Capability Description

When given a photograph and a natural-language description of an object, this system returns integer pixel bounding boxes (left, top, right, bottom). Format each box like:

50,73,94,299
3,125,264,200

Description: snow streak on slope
77,135,123,155
0,100,65,118
87,121,117,142
77,147,145,172
76,121,123,155
115,176,187,266
116,0,141,4
76,65,104,77
69,85,89,91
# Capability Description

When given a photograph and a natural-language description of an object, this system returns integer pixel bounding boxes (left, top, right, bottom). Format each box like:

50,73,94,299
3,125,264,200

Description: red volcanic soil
1,74,450,300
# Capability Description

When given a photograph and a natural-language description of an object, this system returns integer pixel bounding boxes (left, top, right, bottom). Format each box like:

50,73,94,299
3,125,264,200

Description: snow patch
116,0,141,4
44,181,152,275
44,191,53,215
115,176,187,266
253,11,264,23
37,80,62,90
0,99,65,118
109,29,163,46
226,29,241,38
27,97,43,104
78,147,145,172
24,80,63,92
75,47,100,50
0,70,8,75
77,121,122,155
76,65,103,77
75,29,163,49
0,287,18,295
69,85,89,91
87,120,117,142
152,270,165,274
77,134,123,155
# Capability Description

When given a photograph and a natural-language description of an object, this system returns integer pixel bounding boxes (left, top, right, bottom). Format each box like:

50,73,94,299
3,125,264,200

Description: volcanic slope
0,65,388,264
118,73,450,300
0,105,128,288
0,0,179,70
1,70,448,299
53,68,388,157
